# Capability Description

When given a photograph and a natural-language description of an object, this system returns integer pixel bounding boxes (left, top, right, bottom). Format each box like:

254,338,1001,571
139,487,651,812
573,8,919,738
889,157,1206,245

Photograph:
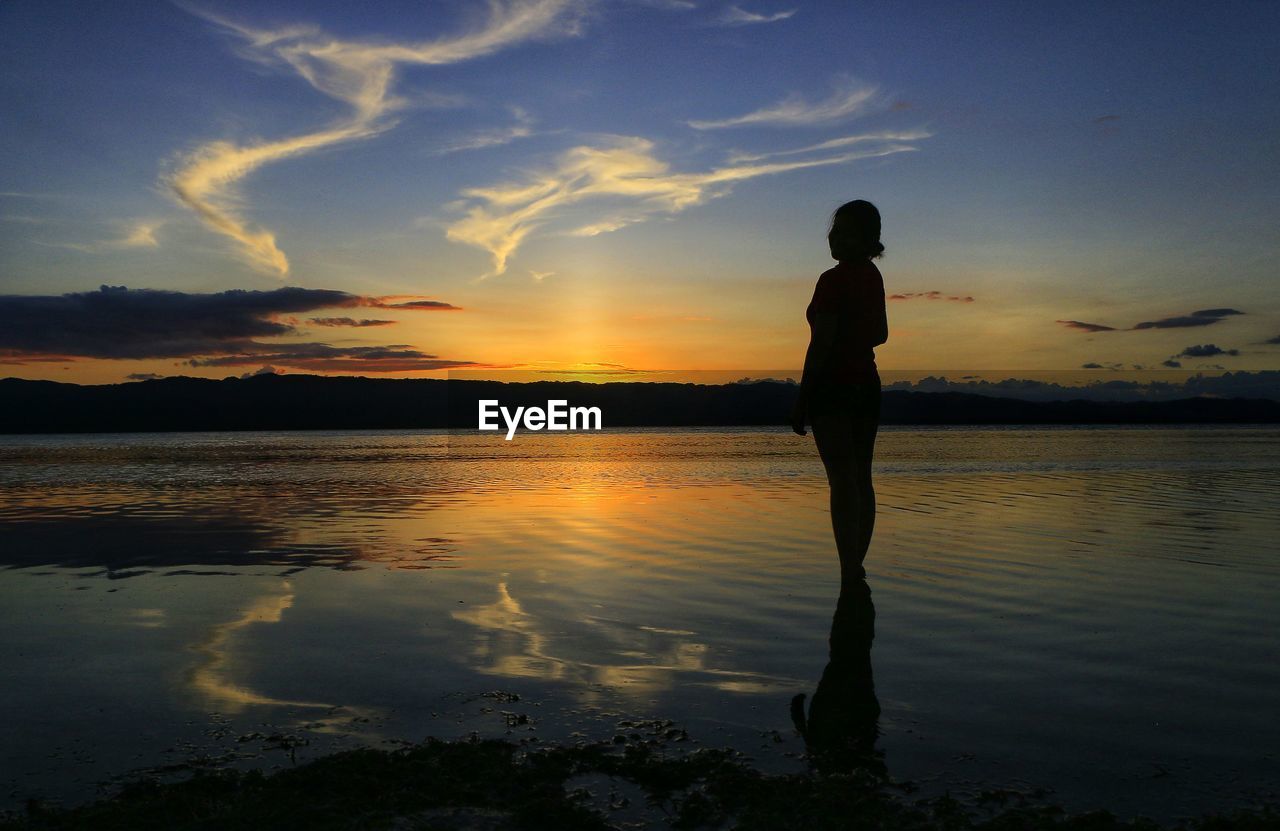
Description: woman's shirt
805,258,886,385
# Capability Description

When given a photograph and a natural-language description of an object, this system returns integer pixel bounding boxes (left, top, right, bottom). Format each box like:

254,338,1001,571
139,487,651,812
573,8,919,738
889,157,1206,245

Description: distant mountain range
1,374,1277,433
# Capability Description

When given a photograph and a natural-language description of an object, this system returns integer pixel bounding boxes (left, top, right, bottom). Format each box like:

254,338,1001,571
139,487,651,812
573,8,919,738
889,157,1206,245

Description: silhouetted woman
791,200,888,586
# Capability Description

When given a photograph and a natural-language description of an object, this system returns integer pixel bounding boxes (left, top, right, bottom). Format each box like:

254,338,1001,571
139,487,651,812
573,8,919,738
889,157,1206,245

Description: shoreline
3,376,1278,434
3,728,1277,831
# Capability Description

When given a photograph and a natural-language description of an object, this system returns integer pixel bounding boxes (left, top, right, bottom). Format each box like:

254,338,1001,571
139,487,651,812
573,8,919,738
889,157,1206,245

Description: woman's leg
811,401,865,584
851,387,880,563
851,415,878,564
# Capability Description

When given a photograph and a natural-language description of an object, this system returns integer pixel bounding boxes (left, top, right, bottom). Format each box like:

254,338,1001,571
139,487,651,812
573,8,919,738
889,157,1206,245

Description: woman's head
828,199,884,261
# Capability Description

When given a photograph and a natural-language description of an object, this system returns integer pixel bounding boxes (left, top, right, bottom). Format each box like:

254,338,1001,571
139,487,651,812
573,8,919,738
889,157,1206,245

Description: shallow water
1,427,1277,819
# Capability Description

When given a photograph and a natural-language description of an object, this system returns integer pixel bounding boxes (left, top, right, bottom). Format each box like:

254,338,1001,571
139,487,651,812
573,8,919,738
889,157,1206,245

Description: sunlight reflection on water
1,427,1277,818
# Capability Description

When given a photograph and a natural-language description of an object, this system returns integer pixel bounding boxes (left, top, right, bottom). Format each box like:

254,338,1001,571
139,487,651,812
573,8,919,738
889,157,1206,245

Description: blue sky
2,0,1278,382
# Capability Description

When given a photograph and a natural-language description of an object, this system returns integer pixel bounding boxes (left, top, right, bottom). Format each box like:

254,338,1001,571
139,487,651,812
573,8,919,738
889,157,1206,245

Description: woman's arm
869,299,888,347
792,312,838,436
868,268,888,346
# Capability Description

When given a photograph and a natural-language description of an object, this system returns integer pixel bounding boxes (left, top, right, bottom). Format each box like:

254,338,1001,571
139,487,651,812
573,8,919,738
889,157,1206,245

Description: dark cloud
883,371,1280,402
1176,344,1239,358
126,372,164,381
1060,308,1245,333
364,298,462,311
189,343,471,373
1057,319,1116,333
735,376,798,385
546,371,646,376
0,349,68,364
1081,362,1104,369
0,285,473,372
541,365,649,376
309,317,395,327
889,291,975,302
1133,308,1244,329
1161,360,1182,368
0,285,316,359
1264,335,1280,345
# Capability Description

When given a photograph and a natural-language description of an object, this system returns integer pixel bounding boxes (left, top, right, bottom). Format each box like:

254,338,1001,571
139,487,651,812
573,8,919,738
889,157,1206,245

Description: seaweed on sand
3,733,1277,831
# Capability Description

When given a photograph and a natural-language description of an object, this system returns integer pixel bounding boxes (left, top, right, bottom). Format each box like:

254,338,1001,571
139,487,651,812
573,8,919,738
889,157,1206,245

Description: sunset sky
2,0,1278,384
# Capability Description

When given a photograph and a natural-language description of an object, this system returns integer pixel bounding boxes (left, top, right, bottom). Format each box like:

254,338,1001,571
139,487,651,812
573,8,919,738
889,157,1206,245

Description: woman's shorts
810,382,881,421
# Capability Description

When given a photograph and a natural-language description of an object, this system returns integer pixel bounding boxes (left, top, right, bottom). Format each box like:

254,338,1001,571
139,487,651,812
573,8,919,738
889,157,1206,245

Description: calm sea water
1,427,1277,819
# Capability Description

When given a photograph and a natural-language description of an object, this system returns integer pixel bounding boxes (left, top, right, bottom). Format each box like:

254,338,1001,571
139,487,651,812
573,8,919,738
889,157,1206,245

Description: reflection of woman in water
791,578,883,774
791,200,888,585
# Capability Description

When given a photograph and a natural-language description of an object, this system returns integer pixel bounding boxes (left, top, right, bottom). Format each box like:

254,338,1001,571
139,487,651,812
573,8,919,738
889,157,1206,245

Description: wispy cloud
446,135,921,277
168,1,586,277
717,5,795,26
728,130,931,163
33,219,164,253
889,290,974,303
430,107,537,155
117,220,162,249
627,0,696,9
0,191,66,199
687,77,877,129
